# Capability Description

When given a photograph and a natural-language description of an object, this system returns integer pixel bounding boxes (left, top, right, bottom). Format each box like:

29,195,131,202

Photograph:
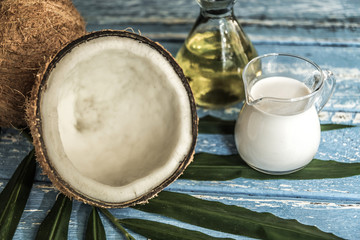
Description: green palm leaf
119,218,234,240
86,207,106,240
199,116,235,134
182,153,360,180
0,149,36,239
134,191,341,240
2,121,352,240
35,194,72,240
321,124,356,131
100,208,135,240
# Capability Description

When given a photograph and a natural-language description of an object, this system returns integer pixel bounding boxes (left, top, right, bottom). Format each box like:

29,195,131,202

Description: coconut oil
176,0,257,108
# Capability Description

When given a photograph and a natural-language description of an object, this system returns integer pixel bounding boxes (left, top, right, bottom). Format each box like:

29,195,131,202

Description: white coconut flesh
39,36,194,204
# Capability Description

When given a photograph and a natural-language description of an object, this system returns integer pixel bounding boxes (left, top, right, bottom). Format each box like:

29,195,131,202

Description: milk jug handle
316,70,336,113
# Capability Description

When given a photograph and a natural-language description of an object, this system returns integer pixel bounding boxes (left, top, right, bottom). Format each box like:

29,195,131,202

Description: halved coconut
27,30,198,208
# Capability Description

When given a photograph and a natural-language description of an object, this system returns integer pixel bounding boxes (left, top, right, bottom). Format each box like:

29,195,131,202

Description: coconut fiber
0,0,86,128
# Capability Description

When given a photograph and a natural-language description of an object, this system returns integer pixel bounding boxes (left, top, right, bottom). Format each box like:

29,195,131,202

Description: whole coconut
0,0,86,128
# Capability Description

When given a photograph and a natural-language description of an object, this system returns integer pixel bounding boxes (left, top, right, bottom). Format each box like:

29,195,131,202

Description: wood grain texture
1,0,360,239
0,181,358,240
73,0,360,43
72,0,360,25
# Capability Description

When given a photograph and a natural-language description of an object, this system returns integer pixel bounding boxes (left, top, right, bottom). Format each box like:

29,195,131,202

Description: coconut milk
235,76,321,174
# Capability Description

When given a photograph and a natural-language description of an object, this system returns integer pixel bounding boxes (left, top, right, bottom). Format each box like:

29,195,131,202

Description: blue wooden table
1,0,360,239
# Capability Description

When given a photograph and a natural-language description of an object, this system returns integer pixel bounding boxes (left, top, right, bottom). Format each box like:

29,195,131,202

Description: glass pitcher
234,53,336,175
176,0,257,109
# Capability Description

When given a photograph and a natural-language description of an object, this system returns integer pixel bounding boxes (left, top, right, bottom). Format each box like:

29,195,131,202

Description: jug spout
243,85,257,106
241,53,336,116
243,76,317,116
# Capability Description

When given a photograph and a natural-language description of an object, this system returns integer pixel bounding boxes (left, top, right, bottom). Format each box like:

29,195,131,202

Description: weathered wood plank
168,127,360,198
3,181,357,240
85,23,360,46
1,127,359,201
75,0,360,43
73,0,360,25
0,128,33,179
0,128,49,183
1,1,359,238
1,126,359,239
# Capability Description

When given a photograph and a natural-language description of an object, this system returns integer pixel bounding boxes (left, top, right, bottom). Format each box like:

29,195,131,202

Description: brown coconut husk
0,0,86,128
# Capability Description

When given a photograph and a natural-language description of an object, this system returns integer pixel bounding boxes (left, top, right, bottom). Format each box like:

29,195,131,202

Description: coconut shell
0,0,86,128
27,30,198,208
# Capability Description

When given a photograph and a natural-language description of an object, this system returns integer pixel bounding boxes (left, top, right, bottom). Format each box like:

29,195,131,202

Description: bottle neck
200,7,234,18
197,0,236,18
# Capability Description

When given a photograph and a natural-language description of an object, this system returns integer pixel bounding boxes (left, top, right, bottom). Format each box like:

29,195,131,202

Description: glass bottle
176,0,257,109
